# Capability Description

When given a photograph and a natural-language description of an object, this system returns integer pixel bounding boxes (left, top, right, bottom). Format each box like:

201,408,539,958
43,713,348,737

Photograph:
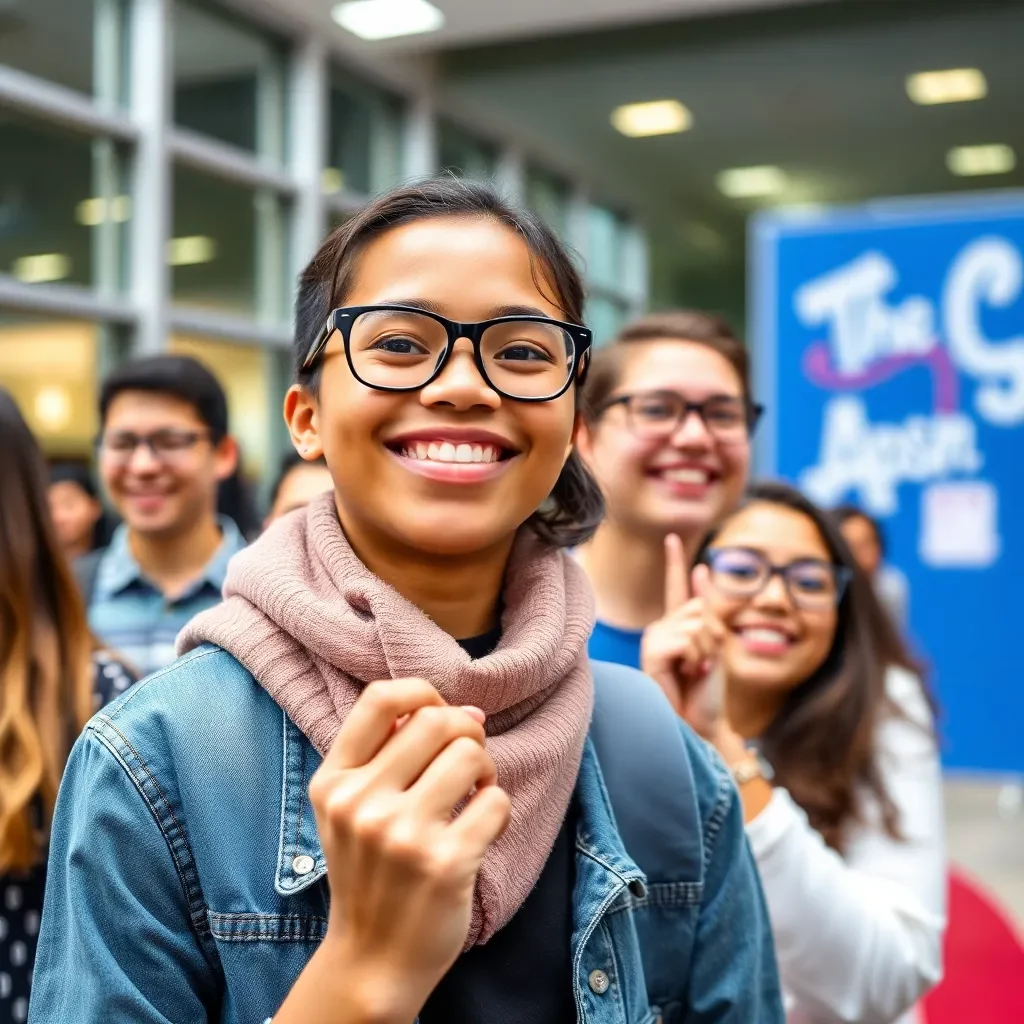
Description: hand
640,534,726,738
306,678,512,1022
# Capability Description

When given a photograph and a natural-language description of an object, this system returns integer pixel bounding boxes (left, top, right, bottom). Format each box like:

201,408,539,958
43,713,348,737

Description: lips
733,624,797,656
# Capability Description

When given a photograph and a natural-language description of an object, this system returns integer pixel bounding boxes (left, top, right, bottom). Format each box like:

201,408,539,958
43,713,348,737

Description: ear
284,385,324,461
574,415,596,469
213,434,239,482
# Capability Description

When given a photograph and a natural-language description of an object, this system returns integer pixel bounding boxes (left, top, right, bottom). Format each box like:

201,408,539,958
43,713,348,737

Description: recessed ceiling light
947,144,1016,177
716,165,787,198
12,253,71,284
907,68,987,106
75,195,132,226
611,100,692,138
331,0,445,41
168,236,217,266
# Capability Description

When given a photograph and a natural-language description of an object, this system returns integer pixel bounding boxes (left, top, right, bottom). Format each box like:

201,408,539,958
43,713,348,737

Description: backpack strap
73,549,105,605
588,659,704,884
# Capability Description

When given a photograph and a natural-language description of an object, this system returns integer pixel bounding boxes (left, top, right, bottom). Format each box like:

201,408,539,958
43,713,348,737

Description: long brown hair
699,481,924,852
0,388,94,871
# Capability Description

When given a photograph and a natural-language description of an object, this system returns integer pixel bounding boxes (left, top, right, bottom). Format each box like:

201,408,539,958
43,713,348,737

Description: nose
669,408,713,449
419,337,501,412
125,441,160,474
752,571,794,611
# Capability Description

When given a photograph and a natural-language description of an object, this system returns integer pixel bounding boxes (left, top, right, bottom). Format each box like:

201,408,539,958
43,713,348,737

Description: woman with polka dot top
0,390,136,1021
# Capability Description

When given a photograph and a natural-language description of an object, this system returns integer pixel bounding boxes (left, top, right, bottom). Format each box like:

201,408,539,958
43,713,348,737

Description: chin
386,514,520,559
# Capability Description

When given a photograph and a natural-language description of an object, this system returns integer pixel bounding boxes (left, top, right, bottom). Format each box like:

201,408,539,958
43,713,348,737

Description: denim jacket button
588,969,610,995
292,854,315,875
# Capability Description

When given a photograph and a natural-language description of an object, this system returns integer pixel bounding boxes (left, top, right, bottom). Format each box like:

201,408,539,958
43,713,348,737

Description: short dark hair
269,450,327,510
831,504,886,559
99,355,229,443
292,175,603,549
583,310,753,419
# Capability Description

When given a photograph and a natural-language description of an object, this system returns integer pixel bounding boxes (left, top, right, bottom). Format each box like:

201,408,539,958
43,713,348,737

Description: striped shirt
86,518,245,679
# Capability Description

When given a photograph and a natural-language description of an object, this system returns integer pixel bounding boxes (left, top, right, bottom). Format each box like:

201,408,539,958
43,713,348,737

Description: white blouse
746,666,946,1024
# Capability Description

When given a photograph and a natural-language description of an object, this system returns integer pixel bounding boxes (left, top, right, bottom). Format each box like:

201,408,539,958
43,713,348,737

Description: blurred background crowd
1,0,1022,1019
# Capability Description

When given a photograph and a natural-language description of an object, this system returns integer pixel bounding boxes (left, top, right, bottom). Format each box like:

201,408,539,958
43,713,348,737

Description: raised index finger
326,677,447,770
664,533,691,612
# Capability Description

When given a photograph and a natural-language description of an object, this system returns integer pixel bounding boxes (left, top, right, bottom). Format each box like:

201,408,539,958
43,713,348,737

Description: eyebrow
376,299,553,320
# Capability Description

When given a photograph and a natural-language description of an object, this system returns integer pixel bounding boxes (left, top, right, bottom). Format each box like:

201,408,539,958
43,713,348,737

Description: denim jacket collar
273,711,648,901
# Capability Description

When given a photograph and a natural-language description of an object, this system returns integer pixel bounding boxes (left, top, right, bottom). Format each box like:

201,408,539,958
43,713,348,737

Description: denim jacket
30,646,782,1023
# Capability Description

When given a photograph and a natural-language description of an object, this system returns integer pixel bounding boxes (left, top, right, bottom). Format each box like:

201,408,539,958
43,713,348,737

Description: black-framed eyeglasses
704,547,852,612
301,304,593,403
97,429,210,463
600,390,764,444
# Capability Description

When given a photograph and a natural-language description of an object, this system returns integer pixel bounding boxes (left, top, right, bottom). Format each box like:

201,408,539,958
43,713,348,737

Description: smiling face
286,215,578,560
578,339,750,542
704,502,839,698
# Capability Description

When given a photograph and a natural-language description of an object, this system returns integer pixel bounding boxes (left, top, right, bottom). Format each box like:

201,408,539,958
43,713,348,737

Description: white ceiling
267,0,821,50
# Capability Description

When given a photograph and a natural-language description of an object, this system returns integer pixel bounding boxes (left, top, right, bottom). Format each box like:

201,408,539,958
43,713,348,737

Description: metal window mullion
495,146,525,203
169,129,298,194
127,0,171,356
0,65,137,140
287,38,327,279
0,274,136,323
169,306,291,349
404,91,437,180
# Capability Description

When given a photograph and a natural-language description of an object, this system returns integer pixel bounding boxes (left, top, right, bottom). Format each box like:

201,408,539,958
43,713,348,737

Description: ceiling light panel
907,68,987,106
947,144,1016,177
12,253,71,284
716,165,787,198
331,0,445,41
611,100,692,138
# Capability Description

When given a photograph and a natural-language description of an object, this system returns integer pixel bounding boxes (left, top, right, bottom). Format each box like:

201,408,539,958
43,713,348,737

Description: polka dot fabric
0,652,135,1019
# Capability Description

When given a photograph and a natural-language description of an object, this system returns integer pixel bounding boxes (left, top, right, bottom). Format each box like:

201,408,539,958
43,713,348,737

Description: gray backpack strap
73,549,105,605
588,659,704,884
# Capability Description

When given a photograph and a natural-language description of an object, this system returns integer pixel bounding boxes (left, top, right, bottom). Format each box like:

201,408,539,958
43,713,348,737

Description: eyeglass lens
348,310,576,400
626,392,750,442
100,430,205,460
708,548,841,610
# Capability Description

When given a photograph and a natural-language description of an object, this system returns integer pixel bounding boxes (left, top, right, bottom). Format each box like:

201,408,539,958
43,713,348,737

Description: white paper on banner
919,481,1000,568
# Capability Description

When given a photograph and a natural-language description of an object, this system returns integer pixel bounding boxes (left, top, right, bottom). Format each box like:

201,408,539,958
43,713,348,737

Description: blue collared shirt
87,518,245,678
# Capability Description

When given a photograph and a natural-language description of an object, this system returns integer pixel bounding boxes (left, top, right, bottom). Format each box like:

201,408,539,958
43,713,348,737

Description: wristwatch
730,749,774,787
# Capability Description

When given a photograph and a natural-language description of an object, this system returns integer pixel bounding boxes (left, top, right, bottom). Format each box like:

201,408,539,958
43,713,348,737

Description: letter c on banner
943,236,1024,426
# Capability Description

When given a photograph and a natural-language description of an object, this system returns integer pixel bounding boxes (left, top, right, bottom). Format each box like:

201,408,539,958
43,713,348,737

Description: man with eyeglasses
74,356,245,678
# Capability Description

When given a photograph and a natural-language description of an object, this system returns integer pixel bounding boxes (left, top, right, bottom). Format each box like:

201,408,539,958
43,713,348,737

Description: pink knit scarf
178,492,594,946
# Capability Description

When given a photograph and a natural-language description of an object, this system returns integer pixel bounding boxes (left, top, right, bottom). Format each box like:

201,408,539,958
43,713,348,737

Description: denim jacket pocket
207,911,328,943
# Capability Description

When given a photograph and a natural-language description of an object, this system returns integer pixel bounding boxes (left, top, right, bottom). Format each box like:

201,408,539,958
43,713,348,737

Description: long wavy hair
0,388,94,871
699,481,925,852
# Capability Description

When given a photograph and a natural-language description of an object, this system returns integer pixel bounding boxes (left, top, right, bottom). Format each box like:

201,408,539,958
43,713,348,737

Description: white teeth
741,628,791,645
400,441,503,464
662,468,709,484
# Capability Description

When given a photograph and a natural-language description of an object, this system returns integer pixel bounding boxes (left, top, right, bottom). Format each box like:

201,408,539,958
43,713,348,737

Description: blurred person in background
0,389,135,1022
575,311,760,667
74,356,245,678
833,505,910,633
264,450,332,527
31,178,782,1023
647,481,944,1024
47,463,105,561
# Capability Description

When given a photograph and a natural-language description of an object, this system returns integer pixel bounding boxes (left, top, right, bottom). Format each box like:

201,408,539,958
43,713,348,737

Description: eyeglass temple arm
301,316,334,371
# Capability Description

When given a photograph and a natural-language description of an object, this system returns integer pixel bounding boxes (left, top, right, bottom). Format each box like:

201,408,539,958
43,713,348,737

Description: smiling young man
78,355,244,677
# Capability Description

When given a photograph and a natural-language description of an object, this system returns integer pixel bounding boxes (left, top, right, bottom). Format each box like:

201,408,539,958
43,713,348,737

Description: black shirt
418,627,577,1024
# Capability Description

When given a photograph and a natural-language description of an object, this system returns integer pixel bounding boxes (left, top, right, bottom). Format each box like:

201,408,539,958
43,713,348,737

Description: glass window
0,0,128,103
0,312,100,456
327,69,404,197
172,0,288,160
526,165,570,237
167,335,274,479
587,203,627,293
0,112,129,292
438,121,497,180
171,164,288,320
586,294,629,347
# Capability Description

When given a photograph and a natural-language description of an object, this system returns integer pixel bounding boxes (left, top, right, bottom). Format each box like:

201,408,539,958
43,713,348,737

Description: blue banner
750,193,1024,774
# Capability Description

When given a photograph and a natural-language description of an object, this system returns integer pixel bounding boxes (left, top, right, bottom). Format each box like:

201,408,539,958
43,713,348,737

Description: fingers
664,533,690,612
691,562,711,600
327,678,447,769
367,704,487,791
409,736,498,817
447,784,512,852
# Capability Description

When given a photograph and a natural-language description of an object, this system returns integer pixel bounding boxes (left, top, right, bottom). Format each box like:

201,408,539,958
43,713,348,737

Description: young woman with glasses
663,482,946,1024
576,311,760,676
30,179,783,1023
0,389,136,1022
